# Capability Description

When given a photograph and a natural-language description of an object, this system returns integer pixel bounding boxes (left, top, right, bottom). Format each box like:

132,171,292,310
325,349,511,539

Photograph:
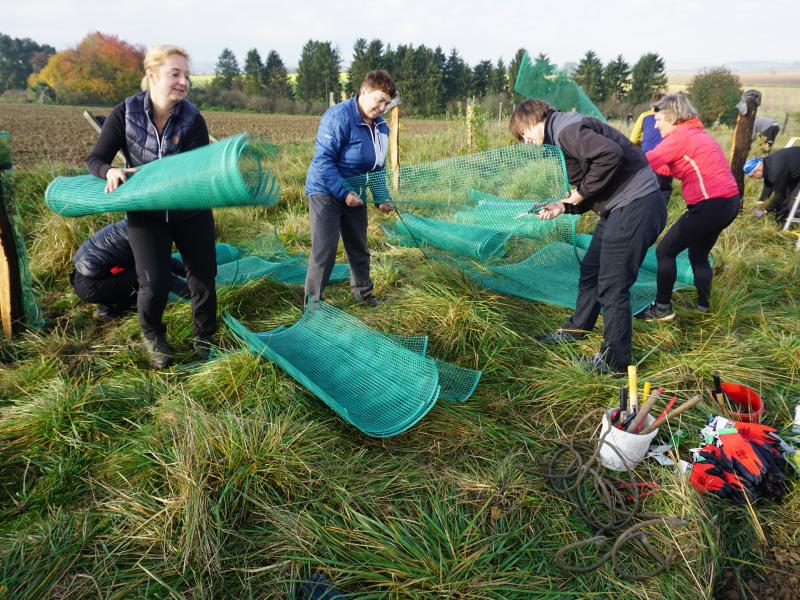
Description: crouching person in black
86,44,217,368
71,219,190,321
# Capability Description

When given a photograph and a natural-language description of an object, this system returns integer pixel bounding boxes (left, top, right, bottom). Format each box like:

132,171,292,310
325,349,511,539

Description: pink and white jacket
646,118,739,205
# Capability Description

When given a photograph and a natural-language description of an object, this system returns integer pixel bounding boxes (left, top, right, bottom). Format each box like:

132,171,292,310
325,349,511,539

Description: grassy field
1,105,799,599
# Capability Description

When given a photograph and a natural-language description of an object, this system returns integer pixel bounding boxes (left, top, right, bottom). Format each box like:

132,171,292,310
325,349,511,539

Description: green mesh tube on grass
44,134,279,217
223,302,481,437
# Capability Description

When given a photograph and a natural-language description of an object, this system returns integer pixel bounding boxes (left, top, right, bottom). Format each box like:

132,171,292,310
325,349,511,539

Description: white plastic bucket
598,410,659,471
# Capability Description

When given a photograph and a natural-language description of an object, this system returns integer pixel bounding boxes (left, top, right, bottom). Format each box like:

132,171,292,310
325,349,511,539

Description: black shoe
194,335,215,362
536,329,586,344
362,294,380,307
93,304,123,322
300,572,345,600
142,336,173,369
578,352,626,375
635,302,675,321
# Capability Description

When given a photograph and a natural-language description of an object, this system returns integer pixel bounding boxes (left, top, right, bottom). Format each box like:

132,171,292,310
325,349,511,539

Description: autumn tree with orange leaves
28,32,144,104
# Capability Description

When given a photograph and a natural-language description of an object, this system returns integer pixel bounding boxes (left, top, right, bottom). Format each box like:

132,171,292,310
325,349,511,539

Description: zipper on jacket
145,108,173,221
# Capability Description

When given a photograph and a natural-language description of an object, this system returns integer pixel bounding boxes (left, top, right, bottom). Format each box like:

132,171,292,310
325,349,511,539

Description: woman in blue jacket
304,69,396,306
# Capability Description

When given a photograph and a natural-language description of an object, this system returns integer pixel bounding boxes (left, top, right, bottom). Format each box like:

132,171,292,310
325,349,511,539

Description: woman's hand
563,188,585,207
377,202,393,213
538,201,565,220
345,192,364,207
105,167,138,193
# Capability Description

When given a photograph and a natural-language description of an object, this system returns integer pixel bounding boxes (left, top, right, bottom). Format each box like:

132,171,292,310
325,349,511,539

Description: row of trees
8,30,743,125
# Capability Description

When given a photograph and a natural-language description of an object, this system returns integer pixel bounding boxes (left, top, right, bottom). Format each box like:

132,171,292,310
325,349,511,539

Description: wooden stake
729,90,760,196
389,105,400,192
466,101,476,151
0,171,23,337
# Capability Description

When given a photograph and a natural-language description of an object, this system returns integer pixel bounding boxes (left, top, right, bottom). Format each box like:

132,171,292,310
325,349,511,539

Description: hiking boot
142,336,173,369
93,304,123,322
635,302,675,321
578,352,626,375
362,294,381,307
536,329,586,344
194,335,215,362
695,304,710,315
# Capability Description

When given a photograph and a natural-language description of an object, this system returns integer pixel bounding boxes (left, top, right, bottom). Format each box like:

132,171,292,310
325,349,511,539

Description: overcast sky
5,0,799,72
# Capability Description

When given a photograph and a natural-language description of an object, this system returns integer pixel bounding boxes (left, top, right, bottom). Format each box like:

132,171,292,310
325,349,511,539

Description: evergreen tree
507,48,527,98
603,54,631,101
489,58,507,95
264,50,291,98
573,50,605,102
443,48,472,103
296,40,341,103
213,47,240,90
347,38,384,95
242,48,265,96
628,52,667,104
472,60,493,98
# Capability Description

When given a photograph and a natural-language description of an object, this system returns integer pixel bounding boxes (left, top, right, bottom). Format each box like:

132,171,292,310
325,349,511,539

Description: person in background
637,93,740,321
304,69,396,306
744,147,800,224
87,44,217,368
510,99,667,375
752,116,780,154
630,92,673,202
71,219,190,321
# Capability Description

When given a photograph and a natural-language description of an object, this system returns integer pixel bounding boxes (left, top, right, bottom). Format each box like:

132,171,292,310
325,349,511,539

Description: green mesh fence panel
514,51,606,122
0,132,46,329
224,302,480,437
45,134,279,217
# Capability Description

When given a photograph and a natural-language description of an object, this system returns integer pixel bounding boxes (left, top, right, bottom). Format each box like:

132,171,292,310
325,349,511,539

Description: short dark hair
509,99,554,141
361,69,396,98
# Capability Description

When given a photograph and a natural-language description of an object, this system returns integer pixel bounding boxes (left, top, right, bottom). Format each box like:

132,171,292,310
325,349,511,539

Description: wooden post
329,91,335,107
466,100,476,151
498,101,503,124
389,105,400,192
0,139,22,337
729,90,760,196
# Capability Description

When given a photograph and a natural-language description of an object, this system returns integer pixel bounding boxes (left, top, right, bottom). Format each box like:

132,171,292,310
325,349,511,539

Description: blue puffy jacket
305,96,390,203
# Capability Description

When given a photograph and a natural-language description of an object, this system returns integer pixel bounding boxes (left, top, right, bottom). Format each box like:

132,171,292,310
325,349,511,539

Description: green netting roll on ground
223,302,481,437
45,134,279,217
514,51,606,122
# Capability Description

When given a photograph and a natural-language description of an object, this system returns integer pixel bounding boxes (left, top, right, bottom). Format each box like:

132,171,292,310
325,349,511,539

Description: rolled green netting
0,132,46,329
223,302,481,437
45,134,279,217
514,51,606,122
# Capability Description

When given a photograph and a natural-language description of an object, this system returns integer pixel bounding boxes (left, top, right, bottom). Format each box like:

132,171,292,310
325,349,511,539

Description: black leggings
127,210,217,340
655,196,740,308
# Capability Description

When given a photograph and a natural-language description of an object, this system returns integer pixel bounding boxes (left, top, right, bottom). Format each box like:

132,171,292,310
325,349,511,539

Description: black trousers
304,193,373,303
127,210,217,340
655,196,740,308
563,190,667,370
71,269,138,308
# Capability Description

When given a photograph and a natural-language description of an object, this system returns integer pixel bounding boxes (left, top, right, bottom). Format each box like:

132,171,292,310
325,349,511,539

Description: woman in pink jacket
636,93,740,320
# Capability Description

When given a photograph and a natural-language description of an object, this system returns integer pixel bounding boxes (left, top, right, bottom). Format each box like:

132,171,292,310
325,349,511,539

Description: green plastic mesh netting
345,145,695,313
173,229,350,290
44,134,279,217
514,51,606,122
224,301,481,437
0,132,46,329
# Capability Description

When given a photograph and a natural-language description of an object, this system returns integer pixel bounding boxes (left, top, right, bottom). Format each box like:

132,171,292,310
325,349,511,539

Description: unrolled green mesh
224,302,480,437
44,134,279,217
514,51,606,122
350,145,694,314
0,132,46,329
173,229,349,289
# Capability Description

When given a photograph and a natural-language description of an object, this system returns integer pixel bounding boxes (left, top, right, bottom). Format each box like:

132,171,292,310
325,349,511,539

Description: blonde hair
140,44,190,91
653,93,699,125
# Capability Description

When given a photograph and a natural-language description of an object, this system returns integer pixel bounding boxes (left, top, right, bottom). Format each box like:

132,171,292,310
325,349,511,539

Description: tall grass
0,121,798,599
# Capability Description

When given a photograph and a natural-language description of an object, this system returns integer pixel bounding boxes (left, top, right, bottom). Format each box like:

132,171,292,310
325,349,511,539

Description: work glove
716,428,767,487
733,422,778,447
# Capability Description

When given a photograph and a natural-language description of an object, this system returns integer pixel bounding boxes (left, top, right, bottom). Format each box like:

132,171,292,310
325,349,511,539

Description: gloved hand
716,428,767,486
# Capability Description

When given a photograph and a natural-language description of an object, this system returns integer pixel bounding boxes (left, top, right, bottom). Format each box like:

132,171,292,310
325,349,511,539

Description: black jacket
761,147,800,214
544,111,656,218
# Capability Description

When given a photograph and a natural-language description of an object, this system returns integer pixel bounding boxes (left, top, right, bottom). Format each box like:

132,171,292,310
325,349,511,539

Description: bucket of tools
598,410,659,471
